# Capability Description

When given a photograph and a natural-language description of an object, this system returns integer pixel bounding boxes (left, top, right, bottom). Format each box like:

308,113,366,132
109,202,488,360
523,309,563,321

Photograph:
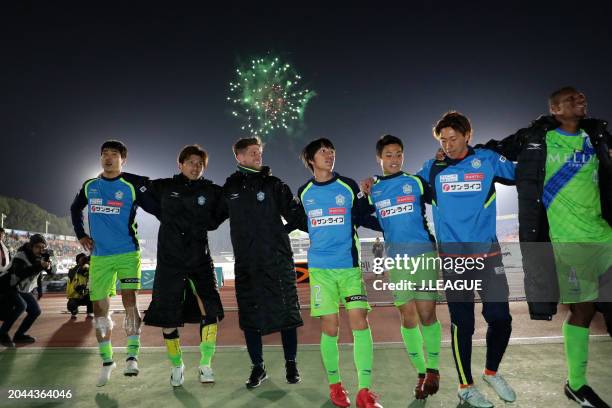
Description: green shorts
89,251,141,301
554,243,612,304
389,251,441,306
309,267,371,317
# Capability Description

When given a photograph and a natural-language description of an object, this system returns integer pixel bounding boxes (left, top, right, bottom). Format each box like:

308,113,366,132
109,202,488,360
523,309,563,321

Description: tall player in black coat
217,137,305,389
143,145,225,387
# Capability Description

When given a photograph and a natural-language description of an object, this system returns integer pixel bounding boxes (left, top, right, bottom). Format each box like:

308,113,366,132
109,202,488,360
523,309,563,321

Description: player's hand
40,260,51,270
360,177,374,195
435,148,446,161
79,236,94,253
37,290,43,300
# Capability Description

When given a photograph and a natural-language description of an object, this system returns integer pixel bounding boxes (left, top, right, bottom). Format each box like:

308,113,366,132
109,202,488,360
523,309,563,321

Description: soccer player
70,140,158,387
219,137,304,389
478,87,612,407
143,144,225,387
417,112,516,407
366,134,442,400
295,138,383,408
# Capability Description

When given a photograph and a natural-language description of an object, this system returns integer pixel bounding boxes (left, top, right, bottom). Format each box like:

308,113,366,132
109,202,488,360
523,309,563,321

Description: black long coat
144,174,225,328
221,166,304,335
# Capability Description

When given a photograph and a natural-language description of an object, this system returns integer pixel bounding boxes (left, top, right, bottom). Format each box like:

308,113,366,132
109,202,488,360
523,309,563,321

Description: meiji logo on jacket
440,174,458,182
375,199,391,209
197,196,206,205
308,208,323,218
257,191,265,201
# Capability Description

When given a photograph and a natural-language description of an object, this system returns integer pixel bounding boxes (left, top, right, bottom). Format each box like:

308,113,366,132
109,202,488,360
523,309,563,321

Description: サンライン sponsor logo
310,215,344,227
90,205,121,214
379,203,413,218
442,182,482,193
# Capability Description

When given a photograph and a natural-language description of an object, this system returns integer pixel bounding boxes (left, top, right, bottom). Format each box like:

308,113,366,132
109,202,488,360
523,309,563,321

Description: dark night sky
1,3,611,235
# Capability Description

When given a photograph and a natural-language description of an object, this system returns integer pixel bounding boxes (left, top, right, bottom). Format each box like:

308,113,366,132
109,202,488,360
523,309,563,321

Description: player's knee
94,315,114,337
482,303,511,324
202,315,218,327
162,328,179,339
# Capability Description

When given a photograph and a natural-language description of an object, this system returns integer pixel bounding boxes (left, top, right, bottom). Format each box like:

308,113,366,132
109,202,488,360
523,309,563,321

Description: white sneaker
483,373,516,402
124,358,139,376
97,362,117,387
199,365,215,383
171,363,185,387
458,385,494,408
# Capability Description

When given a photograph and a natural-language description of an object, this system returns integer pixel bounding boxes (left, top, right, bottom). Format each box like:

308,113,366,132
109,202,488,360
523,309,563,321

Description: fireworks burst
228,56,315,139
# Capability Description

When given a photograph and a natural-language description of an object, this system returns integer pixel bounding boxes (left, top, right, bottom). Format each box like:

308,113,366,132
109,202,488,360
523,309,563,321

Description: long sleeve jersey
70,172,159,256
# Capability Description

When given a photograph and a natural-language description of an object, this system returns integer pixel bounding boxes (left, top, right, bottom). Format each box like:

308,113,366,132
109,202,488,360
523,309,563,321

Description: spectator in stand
66,253,93,318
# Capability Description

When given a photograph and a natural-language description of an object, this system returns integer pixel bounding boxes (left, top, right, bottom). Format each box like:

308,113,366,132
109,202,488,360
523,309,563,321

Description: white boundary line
4,334,610,353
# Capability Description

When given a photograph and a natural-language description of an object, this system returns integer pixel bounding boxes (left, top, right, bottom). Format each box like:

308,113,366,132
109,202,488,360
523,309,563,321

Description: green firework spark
228,56,315,139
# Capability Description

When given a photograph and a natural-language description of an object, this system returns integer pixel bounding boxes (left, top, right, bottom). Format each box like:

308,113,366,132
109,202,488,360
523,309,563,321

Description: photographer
0,234,55,346
66,253,93,318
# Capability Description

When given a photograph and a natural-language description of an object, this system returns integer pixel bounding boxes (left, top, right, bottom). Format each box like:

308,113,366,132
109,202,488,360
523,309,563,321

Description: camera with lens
41,249,55,262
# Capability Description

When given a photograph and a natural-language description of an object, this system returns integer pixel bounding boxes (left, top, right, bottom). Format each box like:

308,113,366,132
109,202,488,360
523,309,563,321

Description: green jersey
543,128,612,242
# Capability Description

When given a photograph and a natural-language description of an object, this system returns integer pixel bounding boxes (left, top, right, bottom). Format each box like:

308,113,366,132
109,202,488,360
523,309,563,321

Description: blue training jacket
417,147,515,255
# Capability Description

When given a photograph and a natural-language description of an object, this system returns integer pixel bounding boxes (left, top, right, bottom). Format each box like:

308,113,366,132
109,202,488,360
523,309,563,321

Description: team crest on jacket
402,184,412,194
115,191,124,200
257,191,265,202
335,194,345,206
197,196,206,205
471,158,481,169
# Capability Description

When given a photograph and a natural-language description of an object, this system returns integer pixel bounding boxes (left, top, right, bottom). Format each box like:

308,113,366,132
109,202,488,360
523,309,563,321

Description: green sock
200,323,218,366
163,331,183,367
563,322,589,390
321,333,341,384
127,335,140,359
401,326,426,374
421,321,441,370
353,328,373,389
99,340,113,363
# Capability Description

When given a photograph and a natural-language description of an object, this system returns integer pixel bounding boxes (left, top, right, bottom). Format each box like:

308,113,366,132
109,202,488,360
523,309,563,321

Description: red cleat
329,382,351,408
356,388,383,408
414,373,427,399
423,369,440,396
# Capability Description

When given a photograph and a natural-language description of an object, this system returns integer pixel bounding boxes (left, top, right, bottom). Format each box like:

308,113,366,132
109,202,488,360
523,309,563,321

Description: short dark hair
549,86,579,108
376,134,403,157
101,140,128,158
178,144,208,167
232,136,262,157
433,111,472,140
300,138,335,173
